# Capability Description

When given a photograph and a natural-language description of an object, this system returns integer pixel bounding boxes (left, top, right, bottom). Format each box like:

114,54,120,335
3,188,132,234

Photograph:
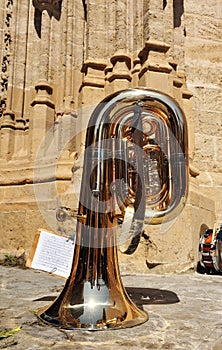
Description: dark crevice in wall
82,0,87,21
34,8,42,38
163,0,167,10
173,0,184,28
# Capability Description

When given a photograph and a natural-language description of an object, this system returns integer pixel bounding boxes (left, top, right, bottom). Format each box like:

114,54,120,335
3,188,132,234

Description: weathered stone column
115,0,128,51
1,0,31,126
12,118,29,160
39,10,51,81
78,0,108,147
29,3,56,161
79,0,107,107
0,110,15,160
62,0,75,114
30,80,55,160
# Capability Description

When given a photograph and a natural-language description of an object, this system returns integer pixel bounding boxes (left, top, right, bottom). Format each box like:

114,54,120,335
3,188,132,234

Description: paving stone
0,266,222,349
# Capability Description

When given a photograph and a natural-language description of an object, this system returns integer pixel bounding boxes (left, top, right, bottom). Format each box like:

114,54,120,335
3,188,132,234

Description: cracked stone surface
0,266,222,349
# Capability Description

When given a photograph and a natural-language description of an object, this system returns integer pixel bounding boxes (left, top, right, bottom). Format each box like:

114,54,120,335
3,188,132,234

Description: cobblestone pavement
0,265,222,349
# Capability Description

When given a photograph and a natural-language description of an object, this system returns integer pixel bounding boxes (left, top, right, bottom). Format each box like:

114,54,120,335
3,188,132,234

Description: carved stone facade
0,0,221,273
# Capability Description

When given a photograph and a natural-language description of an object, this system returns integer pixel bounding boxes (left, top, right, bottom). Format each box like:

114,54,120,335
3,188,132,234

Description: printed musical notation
26,229,75,278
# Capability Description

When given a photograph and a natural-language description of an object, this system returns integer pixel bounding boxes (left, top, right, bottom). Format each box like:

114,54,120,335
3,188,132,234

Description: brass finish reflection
38,88,188,330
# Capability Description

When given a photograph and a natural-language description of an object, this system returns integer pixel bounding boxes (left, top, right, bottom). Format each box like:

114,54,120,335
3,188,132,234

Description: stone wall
0,0,221,272
184,1,222,214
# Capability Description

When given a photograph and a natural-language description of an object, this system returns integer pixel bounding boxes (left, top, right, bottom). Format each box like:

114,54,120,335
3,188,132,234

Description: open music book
26,229,75,278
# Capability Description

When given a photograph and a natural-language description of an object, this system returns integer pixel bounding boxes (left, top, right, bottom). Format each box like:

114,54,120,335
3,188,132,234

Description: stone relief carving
0,0,13,117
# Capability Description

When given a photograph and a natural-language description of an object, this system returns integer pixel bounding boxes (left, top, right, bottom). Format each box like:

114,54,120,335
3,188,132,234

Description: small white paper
30,230,75,278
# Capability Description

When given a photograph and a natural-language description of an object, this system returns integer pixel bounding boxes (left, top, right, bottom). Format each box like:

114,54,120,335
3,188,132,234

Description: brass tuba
38,88,189,330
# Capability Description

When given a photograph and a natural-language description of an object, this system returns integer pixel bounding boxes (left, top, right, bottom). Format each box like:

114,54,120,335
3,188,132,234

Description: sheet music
29,230,75,278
